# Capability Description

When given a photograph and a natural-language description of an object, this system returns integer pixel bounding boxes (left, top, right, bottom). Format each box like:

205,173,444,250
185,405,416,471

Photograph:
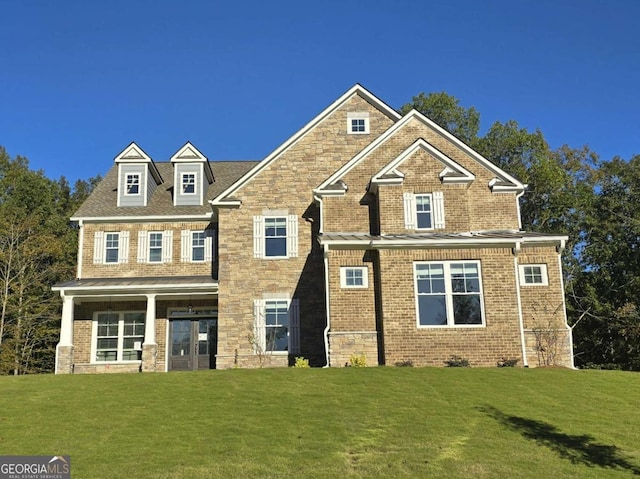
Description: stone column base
141,344,158,372
56,345,74,374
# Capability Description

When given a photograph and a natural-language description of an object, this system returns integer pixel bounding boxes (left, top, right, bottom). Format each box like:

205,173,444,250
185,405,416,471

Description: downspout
314,193,331,368
322,243,331,368
513,242,529,367
556,240,576,369
77,220,84,279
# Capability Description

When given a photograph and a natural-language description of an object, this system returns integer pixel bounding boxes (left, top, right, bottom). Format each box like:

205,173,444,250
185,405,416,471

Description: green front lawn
1,368,639,478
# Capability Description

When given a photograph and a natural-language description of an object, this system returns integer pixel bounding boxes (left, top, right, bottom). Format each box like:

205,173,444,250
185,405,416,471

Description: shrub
444,355,470,367
394,360,414,367
293,357,310,368
497,357,519,368
347,354,367,368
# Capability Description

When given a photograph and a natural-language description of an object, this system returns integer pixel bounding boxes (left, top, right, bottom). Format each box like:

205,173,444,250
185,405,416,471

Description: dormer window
347,112,370,135
125,174,140,195
182,173,196,194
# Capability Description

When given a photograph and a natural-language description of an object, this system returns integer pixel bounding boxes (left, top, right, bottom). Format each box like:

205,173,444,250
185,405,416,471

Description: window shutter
253,216,264,259
289,299,300,354
137,231,147,263
119,231,130,263
253,299,266,352
93,231,104,264
162,230,173,263
433,191,446,229
403,192,416,229
287,214,298,258
181,230,190,262
204,229,214,262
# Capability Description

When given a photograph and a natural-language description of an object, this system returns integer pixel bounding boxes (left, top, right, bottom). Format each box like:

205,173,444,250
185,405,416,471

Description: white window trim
180,229,213,262
340,266,369,288
519,264,548,286
138,231,173,264
94,231,129,265
125,173,141,196
181,172,197,195
404,192,445,230
413,260,486,328
253,215,298,259
347,111,370,135
90,311,145,364
253,298,300,355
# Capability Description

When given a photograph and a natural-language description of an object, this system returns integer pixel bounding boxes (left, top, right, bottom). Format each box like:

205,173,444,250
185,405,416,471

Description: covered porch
52,276,218,374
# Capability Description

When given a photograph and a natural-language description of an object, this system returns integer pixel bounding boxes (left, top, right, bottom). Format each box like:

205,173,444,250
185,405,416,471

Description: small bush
347,354,367,368
444,355,470,367
394,360,414,367
293,357,310,368
497,357,519,368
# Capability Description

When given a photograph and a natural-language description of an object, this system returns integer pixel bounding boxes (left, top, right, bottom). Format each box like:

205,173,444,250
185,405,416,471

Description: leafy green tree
399,91,480,144
569,156,640,369
0,147,94,374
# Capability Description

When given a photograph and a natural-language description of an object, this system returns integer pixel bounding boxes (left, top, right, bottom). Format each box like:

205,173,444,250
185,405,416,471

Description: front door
169,317,218,371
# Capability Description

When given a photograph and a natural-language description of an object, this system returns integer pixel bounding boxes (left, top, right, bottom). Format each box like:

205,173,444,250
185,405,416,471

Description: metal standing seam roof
72,160,259,219
318,230,568,245
52,275,218,294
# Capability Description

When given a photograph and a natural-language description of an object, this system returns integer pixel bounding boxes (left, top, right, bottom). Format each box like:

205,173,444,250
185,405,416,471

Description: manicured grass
1,368,639,478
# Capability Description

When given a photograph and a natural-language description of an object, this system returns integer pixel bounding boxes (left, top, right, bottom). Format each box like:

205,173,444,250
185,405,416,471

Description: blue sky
1,0,639,184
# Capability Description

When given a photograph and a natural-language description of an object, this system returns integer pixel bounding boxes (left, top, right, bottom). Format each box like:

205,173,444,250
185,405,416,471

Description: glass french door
169,317,218,371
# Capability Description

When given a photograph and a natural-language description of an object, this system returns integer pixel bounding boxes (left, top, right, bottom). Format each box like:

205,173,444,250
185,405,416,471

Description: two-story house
52,84,574,373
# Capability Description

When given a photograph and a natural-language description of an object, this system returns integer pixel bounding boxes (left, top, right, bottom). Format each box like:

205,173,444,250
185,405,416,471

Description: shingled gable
370,137,475,189
208,84,402,207
313,109,525,196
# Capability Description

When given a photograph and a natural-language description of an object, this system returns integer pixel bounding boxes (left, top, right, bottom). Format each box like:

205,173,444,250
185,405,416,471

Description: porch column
142,294,157,372
55,293,75,374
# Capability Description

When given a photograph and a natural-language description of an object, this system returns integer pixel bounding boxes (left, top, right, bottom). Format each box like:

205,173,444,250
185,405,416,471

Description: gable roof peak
170,141,214,183
210,84,401,206
114,141,163,184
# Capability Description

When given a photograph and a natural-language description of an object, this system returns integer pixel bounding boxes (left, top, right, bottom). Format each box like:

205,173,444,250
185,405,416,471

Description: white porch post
59,294,75,346
144,294,157,346
142,294,157,372
55,293,75,374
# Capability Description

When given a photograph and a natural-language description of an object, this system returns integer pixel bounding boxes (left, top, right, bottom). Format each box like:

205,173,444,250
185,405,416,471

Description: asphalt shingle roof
72,160,258,218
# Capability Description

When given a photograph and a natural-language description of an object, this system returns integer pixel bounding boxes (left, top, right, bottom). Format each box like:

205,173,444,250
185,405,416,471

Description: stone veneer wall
216,93,396,369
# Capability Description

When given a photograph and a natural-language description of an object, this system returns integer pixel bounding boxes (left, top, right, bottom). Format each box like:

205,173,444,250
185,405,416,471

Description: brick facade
53,85,573,373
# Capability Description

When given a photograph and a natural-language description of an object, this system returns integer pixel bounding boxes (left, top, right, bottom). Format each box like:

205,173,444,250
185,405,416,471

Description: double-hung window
148,232,163,262
94,312,145,362
180,229,214,262
182,173,196,194
253,298,300,354
253,215,298,259
519,264,548,286
94,231,130,264
137,231,173,263
105,233,120,263
125,174,140,195
414,261,485,327
404,192,445,230
191,231,206,261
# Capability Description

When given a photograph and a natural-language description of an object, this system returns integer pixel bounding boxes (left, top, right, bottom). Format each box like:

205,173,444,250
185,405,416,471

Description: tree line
0,147,97,374
1,91,638,372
